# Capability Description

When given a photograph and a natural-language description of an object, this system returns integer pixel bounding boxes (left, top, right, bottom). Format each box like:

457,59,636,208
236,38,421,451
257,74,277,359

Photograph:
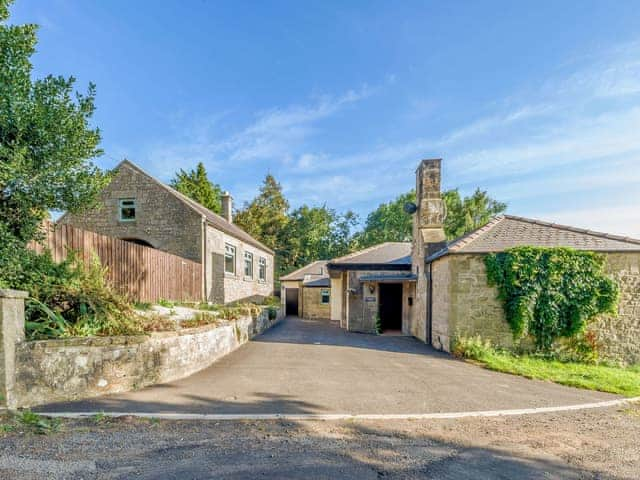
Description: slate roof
328,242,412,269
302,277,331,287
427,215,640,262
119,160,273,254
280,260,329,281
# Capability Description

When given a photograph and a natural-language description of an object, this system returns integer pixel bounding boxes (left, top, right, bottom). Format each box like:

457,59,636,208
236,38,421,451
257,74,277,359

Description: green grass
466,348,640,397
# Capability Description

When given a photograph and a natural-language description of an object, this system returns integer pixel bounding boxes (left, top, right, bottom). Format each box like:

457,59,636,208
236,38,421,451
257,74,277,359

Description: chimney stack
221,191,233,223
415,159,446,256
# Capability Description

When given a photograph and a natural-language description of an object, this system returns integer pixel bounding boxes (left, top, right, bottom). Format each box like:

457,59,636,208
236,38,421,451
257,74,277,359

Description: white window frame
244,251,254,278
118,198,136,222
224,244,236,275
258,257,267,282
321,288,330,305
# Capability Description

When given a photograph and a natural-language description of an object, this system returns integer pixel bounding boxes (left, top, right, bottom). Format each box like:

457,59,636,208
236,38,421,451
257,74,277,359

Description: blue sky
10,0,640,236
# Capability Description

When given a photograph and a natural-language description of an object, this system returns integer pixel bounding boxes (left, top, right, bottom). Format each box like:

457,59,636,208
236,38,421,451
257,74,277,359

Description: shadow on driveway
37,317,618,416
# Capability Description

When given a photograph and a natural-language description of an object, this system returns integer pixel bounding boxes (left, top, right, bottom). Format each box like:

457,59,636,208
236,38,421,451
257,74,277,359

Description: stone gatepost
0,289,27,410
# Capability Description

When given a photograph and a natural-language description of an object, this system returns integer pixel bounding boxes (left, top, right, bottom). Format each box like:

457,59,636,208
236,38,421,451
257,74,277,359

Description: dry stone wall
6,306,283,409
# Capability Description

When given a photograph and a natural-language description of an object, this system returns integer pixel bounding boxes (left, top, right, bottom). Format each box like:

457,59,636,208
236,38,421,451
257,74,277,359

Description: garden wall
0,290,283,409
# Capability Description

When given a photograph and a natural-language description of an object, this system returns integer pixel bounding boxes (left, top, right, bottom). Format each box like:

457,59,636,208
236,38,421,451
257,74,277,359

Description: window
244,251,254,278
321,288,330,304
119,198,136,221
258,257,267,282
224,244,236,274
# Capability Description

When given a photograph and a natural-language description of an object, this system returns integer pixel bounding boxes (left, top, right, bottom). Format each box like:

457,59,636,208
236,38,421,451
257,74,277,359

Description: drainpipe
201,215,207,302
427,262,433,347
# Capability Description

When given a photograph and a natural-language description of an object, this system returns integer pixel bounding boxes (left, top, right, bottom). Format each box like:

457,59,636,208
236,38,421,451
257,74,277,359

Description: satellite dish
403,202,418,214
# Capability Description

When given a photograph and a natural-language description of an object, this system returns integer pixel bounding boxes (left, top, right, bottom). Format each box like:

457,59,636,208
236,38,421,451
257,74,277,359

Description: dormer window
119,198,136,221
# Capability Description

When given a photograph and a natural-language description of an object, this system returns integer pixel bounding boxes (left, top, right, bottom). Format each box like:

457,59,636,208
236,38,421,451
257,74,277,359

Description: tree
355,190,416,247
170,162,222,213
0,0,108,287
357,188,507,247
444,188,507,239
282,205,358,272
234,174,290,251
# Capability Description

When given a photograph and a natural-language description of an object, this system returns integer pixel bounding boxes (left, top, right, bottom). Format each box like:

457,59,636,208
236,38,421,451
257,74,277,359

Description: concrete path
37,317,617,415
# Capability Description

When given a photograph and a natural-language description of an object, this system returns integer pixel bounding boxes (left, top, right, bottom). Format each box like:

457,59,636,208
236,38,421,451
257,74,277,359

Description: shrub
267,306,277,320
485,247,619,351
20,251,142,339
452,335,493,360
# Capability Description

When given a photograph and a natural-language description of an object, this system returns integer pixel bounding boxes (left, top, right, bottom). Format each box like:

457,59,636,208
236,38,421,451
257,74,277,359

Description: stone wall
431,252,640,364
301,287,331,320
62,161,204,262
1,295,283,408
205,226,274,304
594,253,640,364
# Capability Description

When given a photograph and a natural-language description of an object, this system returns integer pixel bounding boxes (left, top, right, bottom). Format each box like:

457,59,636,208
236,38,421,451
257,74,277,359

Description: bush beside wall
12,307,283,408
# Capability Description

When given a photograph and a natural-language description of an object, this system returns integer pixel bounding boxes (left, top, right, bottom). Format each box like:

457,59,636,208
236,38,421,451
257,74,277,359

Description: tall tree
282,205,358,272
170,162,222,213
355,190,416,247
444,188,507,239
0,0,107,286
234,174,290,252
357,188,507,247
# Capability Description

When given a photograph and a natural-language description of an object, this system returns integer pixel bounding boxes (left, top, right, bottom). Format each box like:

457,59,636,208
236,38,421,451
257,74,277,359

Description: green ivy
485,247,619,351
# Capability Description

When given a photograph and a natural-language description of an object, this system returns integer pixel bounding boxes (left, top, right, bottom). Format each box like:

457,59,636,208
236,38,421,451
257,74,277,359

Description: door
285,288,299,316
378,283,403,331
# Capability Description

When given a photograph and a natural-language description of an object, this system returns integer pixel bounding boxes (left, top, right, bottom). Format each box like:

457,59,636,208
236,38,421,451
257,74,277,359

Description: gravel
1,404,638,479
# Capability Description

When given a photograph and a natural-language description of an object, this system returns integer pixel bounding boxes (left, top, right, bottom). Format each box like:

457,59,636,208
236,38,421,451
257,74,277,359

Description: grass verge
453,337,640,397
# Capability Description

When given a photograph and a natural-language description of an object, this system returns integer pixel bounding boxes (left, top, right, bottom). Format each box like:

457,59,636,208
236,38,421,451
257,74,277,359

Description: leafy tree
444,188,507,240
0,0,107,287
282,205,358,272
356,188,507,247
355,191,416,247
170,162,222,213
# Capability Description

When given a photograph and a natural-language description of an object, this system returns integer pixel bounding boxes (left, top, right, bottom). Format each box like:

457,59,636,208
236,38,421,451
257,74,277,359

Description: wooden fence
29,222,202,303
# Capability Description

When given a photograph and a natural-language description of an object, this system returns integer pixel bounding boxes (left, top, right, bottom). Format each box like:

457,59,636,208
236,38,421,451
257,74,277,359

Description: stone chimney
221,191,233,223
415,159,446,257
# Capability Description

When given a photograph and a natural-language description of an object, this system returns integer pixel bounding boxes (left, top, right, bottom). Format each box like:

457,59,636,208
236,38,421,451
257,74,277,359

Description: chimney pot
221,191,233,223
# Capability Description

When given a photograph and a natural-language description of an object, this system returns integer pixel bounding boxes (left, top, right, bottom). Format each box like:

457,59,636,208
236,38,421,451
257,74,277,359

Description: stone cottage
280,261,331,319
61,160,274,304
291,158,640,364
410,159,640,364
326,243,416,333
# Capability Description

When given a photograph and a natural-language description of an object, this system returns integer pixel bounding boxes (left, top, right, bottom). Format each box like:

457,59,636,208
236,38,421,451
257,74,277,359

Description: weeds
157,298,175,308
181,312,220,329
17,410,62,435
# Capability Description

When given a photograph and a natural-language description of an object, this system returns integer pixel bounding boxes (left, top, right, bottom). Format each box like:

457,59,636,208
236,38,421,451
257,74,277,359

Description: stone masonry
62,161,274,304
0,290,283,409
430,252,640,365
302,287,331,320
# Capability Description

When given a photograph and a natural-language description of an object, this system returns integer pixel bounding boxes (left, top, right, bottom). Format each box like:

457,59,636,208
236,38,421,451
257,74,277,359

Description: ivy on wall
485,247,619,351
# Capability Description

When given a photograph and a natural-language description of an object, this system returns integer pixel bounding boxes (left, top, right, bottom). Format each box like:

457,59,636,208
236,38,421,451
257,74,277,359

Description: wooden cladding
29,222,202,303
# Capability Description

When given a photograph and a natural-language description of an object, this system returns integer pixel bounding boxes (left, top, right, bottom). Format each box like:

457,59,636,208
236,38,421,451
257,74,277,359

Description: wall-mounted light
403,202,418,214
368,284,376,294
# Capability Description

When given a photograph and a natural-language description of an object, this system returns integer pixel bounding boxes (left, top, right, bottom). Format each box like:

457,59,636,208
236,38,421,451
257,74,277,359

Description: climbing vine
485,247,619,351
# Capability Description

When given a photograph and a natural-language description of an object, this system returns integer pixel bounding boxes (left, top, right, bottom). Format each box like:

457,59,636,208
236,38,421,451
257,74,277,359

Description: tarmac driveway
38,316,617,415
